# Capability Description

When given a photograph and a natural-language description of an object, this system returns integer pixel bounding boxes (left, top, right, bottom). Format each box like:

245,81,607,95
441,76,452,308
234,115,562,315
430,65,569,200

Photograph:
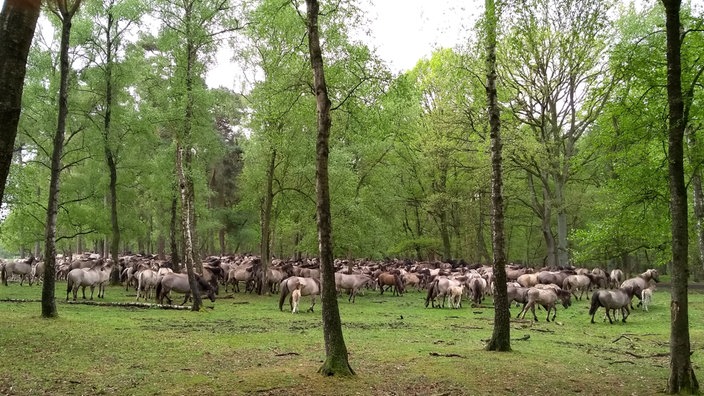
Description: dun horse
518,287,572,322
66,259,112,301
621,269,659,309
335,272,373,303
1,256,37,286
155,273,216,305
589,286,638,324
278,276,321,312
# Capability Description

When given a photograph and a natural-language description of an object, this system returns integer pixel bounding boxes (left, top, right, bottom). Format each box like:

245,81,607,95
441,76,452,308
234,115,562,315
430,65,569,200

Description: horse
335,272,373,303
377,271,404,296
468,277,487,306
155,273,216,306
291,285,302,313
562,274,595,300
136,269,159,300
66,260,112,301
449,285,464,309
621,269,659,308
518,287,572,322
609,269,624,289
507,285,531,317
589,286,638,324
641,287,653,312
278,276,321,312
425,277,463,308
1,256,37,286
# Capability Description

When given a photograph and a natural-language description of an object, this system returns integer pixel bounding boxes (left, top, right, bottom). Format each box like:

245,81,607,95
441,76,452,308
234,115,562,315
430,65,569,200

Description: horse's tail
472,282,482,304
155,278,163,304
66,275,73,300
562,277,571,291
278,279,290,311
1,263,6,286
425,278,439,308
588,291,601,316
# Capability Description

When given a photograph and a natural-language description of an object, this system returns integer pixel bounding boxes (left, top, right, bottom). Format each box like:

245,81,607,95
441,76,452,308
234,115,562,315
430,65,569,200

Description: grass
0,282,702,395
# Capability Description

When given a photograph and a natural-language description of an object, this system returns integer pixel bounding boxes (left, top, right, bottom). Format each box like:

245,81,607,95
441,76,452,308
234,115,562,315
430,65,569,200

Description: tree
484,0,510,352
662,0,699,392
42,0,85,318
305,0,354,377
501,0,614,267
0,0,41,205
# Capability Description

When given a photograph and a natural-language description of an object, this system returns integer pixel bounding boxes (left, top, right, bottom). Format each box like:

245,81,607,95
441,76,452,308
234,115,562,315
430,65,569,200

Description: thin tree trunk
101,4,121,284
176,144,202,311
305,0,354,377
42,0,84,318
662,0,699,393
260,148,276,295
0,0,40,205
170,194,181,272
484,0,510,352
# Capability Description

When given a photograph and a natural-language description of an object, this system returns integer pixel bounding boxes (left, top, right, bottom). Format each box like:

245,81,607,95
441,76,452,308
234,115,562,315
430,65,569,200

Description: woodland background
2,0,703,276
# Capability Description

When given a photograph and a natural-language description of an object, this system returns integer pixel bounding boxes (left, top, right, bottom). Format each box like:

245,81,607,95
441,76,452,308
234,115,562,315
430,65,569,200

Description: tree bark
484,0,511,352
305,0,354,377
177,144,202,311
169,193,181,271
260,148,276,295
101,2,121,285
42,0,84,318
662,0,699,393
0,0,41,205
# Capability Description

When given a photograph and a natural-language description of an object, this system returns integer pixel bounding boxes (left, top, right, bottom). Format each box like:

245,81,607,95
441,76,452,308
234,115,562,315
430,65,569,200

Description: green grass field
0,281,701,395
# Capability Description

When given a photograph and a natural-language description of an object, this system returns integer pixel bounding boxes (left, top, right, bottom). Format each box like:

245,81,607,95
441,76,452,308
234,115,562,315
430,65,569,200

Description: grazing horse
1,256,37,286
519,287,572,322
66,260,112,301
609,269,624,289
291,285,302,313
377,271,404,296
507,285,531,317
278,276,321,312
425,277,463,308
155,273,216,305
589,286,638,324
335,272,373,303
621,269,659,308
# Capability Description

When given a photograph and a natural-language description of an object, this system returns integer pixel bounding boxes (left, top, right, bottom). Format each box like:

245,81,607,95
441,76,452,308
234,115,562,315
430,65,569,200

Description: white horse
641,287,654,312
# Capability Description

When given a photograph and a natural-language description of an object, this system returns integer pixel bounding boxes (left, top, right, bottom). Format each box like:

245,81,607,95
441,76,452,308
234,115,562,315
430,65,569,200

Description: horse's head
195,275,217,302
558,289,572,308
649,269,660,283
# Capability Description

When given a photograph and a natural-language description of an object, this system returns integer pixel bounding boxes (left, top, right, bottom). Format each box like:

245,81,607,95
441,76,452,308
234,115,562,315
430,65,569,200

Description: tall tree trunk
102,4,121,284
555,177,569,266
484,0,510,352
260,148,276,295
662,0,699,393
42,0,83,318
170,193,181,271
305,0,354,377
177,144,202,311
0,0,40,205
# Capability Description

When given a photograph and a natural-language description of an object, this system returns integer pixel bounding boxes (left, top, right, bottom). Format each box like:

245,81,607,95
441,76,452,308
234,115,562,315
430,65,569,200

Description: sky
205,0,478,89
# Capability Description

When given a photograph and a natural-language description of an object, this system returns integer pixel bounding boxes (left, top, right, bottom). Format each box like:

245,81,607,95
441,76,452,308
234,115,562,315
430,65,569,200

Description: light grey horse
1,256,37,286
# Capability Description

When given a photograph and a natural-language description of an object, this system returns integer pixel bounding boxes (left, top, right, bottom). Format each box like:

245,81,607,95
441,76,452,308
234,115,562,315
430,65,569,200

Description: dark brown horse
377,271,404,296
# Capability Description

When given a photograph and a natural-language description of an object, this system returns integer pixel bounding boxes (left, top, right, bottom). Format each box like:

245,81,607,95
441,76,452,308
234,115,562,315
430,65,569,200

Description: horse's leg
181,292,190,306
89,285,95,300
622,306,630,323
308,295,316,312
606,308,614,324
81,285,87,299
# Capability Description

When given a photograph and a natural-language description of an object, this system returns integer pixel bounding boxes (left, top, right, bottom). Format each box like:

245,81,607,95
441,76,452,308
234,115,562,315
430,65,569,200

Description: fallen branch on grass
65,300,192,310
429,352,464,358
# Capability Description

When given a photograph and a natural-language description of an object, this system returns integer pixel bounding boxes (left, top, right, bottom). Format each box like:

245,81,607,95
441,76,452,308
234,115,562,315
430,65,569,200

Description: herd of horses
0,253,661,324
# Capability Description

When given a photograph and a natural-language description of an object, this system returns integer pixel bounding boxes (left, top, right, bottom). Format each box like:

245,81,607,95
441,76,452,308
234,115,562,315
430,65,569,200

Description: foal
641,287,653,312
449,285,464,309
291,284,302,314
